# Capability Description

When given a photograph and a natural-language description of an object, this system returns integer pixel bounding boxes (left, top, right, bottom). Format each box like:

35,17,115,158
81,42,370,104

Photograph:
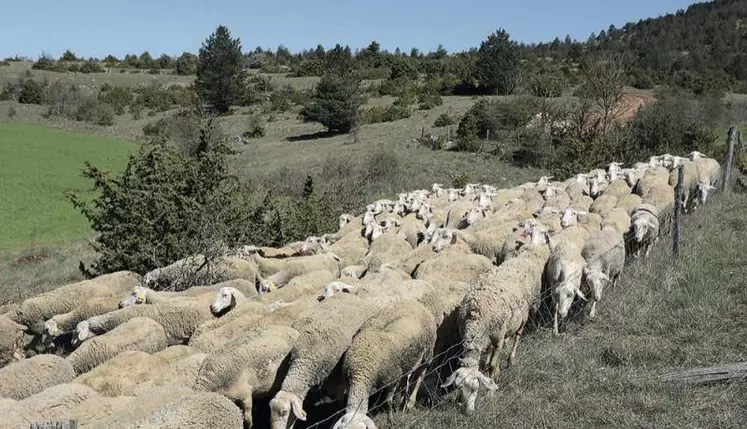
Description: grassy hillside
0,123,133,249
385,192,747,428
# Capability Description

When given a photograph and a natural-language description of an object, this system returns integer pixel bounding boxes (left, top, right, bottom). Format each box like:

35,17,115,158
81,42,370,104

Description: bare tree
578,57,627,135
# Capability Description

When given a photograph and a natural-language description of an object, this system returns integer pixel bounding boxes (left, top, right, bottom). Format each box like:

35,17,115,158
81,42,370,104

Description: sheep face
561,208,582,228
633,218,652,243
332,411,377,429
441,366,498,415
44,319,62,337
695,182,716,207
554,281,586,319
339,215,353,230
462,208,486,228
211,287,238,315
119,286,148,308
73,320,93,345
362,210,376,226
258,280,275,294
300,236,326,256
270,390,307,429
431,229,457,253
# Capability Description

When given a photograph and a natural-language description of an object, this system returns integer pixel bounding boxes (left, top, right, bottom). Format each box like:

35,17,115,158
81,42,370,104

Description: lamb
67,317,169,374
581,226,626,318
600,207,632,235
332,300,438,429
144,255,261,291
544,241,587,335
0,354,76,400
193,324,300,428
75,297,216,346
443,243,551,414
13,271,141,334
630,204,660,258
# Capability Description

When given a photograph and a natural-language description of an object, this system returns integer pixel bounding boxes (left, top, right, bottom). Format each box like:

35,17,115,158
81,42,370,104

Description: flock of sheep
0,150,722,429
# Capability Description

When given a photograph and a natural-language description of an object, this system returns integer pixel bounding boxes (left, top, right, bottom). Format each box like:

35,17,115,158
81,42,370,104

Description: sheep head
339,214,353,230
560,208,587,228
270,390,307,429
119,286,149,308
73,320,94,345
332,411,378,429
43,318,63,338
553,279,586,319
441,367,498,415
431,228,458,253
583,268,609,301
211,286,244,316
695,182,716,207
689,150,707,161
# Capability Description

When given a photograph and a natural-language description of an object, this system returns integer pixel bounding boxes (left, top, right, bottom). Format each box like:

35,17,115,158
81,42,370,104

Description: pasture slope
387,192,747,429
0,122,133,249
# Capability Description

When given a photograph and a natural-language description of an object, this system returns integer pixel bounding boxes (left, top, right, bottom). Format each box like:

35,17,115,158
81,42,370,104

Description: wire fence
302,140,743,429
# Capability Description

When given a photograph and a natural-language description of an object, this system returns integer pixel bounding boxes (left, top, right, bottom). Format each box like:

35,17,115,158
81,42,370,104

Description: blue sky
1,0,702,59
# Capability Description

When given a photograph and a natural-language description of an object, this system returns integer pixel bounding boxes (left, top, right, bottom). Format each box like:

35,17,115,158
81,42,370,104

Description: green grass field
0,123,134,249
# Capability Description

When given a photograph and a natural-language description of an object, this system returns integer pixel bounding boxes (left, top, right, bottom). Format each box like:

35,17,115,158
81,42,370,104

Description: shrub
75,99,116,124
434,113,456,127
243,114,266,139
97,104,116,126
467,97,538,138
19,79,43,104
129,102,144,120
7,106,16,118
79,60,104,74
418,93,443,110
98,86,132,115
42,82,84,118
455,111,482,152
450,171,471,189
0,82,18,101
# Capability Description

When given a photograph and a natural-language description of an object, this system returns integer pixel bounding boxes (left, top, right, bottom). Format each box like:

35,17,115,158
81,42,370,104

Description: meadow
0,122,133,249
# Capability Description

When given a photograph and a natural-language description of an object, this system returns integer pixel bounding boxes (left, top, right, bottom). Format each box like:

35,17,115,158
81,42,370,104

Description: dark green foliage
300,72,363,133
195,25,247,114
456,110,482,152
418,93,443,110
242,114,266,139
75,98,115,125
433,113,456,127
475,29,521,95
526,70,565,98
468,97,538,137
31,54,56,71
60,50,78,62
103,55,119,67
98,86,132,115
388,56,418,81
19,79,43,104
175,52,198,75
7,106,16,118
0,82,18,101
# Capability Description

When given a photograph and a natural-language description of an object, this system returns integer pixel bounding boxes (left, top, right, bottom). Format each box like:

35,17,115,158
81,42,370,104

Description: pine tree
300,71,363,133
474,29,520,95
195,25,246,114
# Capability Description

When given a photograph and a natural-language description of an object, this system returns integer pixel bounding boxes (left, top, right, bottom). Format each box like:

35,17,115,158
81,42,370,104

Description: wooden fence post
673,164,684,258
739,130,745,156
722,125,737,193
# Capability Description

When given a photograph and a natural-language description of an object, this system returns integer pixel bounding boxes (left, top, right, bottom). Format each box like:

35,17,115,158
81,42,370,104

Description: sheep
339,214,355,229
601,207,632,235
668,159,699,212
250,252,342,291
692,154,722,210
615,193,644,216
633,166,670,196
588,175,608,198
128,390,245,429
544,241,588,335
458,207,488,229
144,255,261,291
67,317,168,374
413,246,494,285
639,182,675,234
443,243,550,414
318,281,358,301
589,194,618,215
75,298,216,346
43,294,123,340
602,179,632,198
340,264,367,280
193,324,300,428
362,234,414,269
326,231,370,269
497,223,549,264
0,354,76,400
73,348,191,396
0,314,28,366
333,300,438,428
13,271,141,333
581,226,626,318
565,181,588,200
264,269,339,304
630,204,660,258
119,279,259,308
542,188,571,211
534,207,563,234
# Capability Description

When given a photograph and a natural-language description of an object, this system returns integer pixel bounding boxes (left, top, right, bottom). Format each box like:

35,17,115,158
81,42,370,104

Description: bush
243,114,266,139
0,82,18,101
467,97,538,138
42,81,84,118
79,60,104,74
7,106,16,118
19,79,43,104
434,113,456,127
455,111,483,152
69,119,263,280
418,93,443,110
362,102,411,124
98,86,132,115
75,98,115,124
300,72,364,133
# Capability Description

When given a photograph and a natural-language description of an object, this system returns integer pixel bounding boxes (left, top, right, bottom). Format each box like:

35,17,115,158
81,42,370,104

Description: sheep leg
589,300,598,319
405,364,427,411
508,322,526,368
488,334,506,380
553,304,560,336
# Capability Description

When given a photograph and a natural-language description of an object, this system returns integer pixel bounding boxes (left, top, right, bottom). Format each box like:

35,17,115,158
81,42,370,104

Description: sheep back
0,354,76,400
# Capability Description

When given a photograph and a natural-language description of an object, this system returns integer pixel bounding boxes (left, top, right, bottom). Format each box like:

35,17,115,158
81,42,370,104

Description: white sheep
0,314,27,366
581,226,626,318
630,204,660,258
0,354,76,400
13,271,141,334
667,159,699,212
333,299,437,428
692,154,721,210
600,207,632,235
614,193,644,216
67,317,169,374
144,255,261,291
589,194,618,216
444,243,550,415
544,241,588,335
601,179,632,198
43,294,123,341
193,324,300,428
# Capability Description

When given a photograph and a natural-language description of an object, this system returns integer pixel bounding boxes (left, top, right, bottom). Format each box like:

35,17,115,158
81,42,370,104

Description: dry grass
383,192,747,429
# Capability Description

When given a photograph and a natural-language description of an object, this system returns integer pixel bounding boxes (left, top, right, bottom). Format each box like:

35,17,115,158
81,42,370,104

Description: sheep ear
450,234,458,245
477,372,499,390
291,396,307,421
576,288,587,301
441,371,458,388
